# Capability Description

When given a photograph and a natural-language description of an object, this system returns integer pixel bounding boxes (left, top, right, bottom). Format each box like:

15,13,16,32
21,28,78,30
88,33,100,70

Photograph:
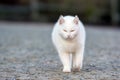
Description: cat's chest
60,40,78,53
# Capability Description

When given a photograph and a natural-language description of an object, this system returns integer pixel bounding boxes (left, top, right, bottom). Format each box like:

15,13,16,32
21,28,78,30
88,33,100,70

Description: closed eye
70,30,75,32
63,29,67,32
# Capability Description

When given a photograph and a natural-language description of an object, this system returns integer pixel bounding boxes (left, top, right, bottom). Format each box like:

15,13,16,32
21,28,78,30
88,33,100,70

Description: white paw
63,68,71,73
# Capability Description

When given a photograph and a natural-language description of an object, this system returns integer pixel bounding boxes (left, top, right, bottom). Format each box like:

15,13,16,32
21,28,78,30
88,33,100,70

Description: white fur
52,15,86,72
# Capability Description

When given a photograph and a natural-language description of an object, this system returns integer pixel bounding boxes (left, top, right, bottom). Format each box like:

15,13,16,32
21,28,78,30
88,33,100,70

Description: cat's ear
73,15,79,24
59,15,65,24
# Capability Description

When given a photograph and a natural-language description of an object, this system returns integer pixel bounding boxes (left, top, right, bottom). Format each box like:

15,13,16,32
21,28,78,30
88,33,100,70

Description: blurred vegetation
0,0,119,25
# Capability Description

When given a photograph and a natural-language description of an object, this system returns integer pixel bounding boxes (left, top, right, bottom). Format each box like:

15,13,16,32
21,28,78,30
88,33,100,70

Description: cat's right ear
58,15,65,24
73,15,79,25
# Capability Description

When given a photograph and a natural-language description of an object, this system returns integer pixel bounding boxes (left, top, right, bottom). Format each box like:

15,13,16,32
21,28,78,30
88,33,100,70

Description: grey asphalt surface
0,22,120,80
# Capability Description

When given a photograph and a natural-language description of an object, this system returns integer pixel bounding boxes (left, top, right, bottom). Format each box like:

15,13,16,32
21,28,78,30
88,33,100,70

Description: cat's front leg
72,46,84,72
58,50,71,72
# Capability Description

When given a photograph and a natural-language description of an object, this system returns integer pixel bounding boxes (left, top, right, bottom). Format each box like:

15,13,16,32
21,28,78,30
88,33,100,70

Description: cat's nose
67,35,70,38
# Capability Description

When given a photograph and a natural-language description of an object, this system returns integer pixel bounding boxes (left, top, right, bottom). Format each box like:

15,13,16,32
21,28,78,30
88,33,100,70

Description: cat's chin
64,37,75,41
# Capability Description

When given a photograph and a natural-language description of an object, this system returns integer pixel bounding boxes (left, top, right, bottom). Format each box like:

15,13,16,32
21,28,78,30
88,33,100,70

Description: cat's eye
70,30,75,32
63,30,67,32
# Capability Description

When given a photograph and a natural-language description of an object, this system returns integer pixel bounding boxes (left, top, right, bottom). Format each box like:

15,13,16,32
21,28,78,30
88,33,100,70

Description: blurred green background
0,0,120,26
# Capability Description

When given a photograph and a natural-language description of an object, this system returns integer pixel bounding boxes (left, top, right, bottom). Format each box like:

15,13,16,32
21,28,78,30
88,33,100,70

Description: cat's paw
72,64,82,72
63,69,71,73
72,67,81,72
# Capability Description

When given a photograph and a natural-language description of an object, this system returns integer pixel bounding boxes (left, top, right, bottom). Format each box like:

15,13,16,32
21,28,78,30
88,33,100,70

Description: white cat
52,15,86,72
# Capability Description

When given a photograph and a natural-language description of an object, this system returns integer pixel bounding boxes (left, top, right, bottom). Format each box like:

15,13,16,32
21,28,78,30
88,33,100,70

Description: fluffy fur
52,15,86,72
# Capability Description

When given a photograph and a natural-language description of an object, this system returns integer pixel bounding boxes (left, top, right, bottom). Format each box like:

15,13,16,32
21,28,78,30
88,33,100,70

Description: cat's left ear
73,15,79,25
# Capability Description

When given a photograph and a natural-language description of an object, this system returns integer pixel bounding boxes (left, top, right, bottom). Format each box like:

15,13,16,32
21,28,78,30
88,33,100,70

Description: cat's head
58,15,80,40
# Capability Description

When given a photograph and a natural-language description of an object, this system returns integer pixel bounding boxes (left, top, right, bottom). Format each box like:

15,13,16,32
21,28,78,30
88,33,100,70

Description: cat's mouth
60,33,77,40
65,36,74,40
61,35,73,40
66,34,78,41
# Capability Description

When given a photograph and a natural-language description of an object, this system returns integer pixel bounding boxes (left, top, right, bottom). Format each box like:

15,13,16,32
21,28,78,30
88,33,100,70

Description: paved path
0,22,120,80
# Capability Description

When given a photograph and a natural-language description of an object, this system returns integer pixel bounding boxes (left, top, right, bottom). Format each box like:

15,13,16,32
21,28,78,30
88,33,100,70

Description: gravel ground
0,22,120,80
